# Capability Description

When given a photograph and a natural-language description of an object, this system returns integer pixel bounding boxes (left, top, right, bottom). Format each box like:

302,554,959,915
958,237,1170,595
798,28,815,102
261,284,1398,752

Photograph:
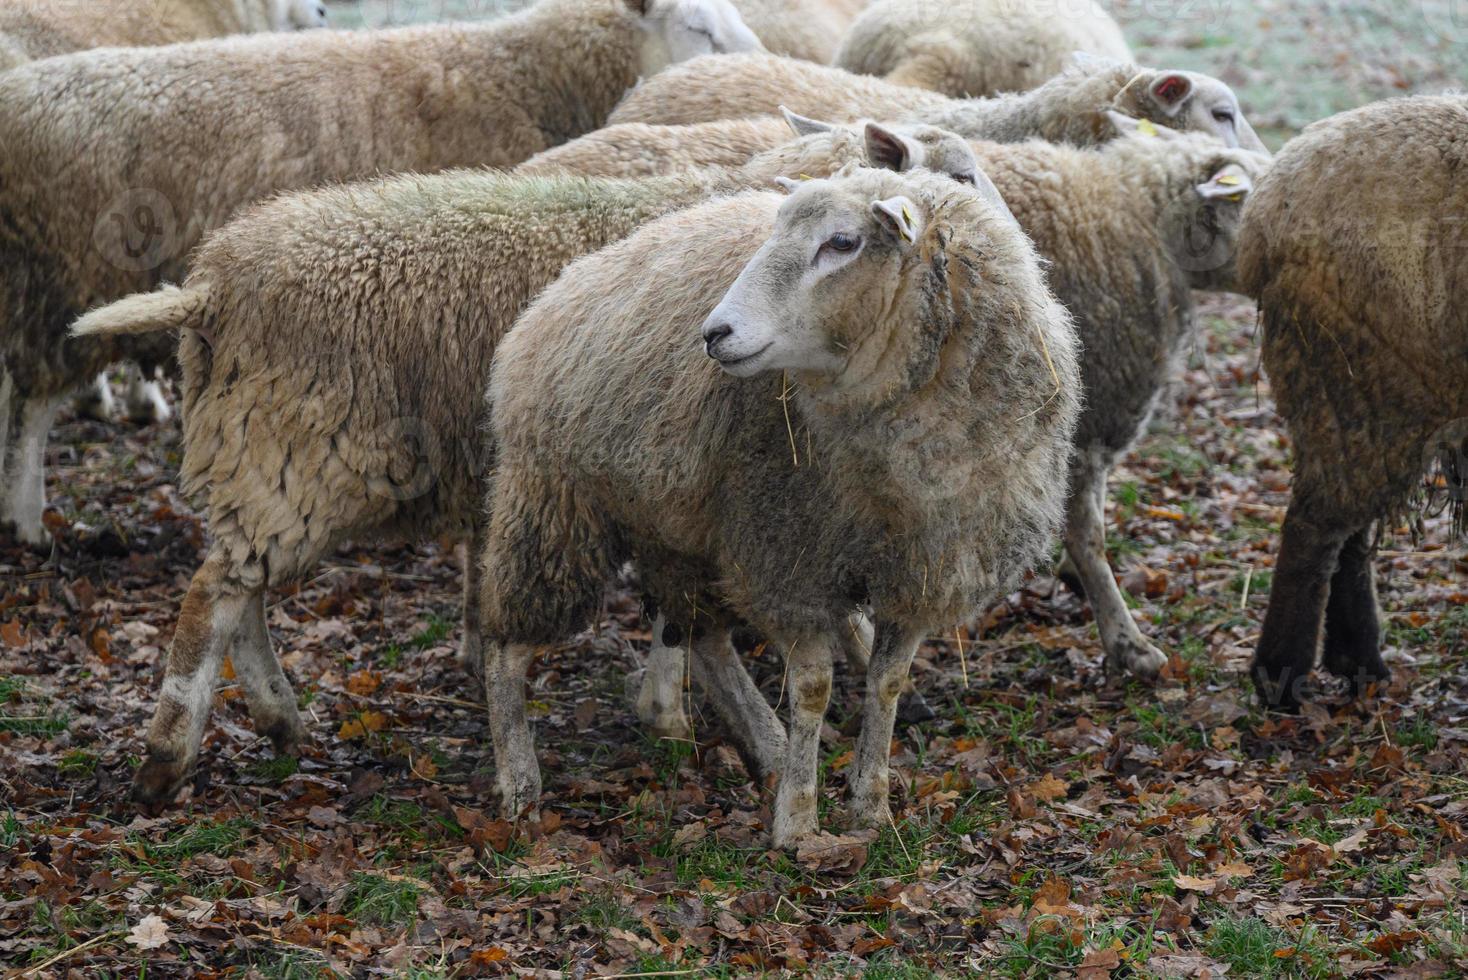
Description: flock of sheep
1,0,1464,849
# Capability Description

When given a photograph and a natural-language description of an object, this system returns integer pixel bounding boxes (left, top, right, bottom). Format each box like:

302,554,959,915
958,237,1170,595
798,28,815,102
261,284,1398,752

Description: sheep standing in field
836,0,1131,98
729,0,865,62
0,0,762,547
479,168,1080,846
0,0,328,424
70,125,979,805
608,52,1266,153
1238,96,1468,709
0,0,325,69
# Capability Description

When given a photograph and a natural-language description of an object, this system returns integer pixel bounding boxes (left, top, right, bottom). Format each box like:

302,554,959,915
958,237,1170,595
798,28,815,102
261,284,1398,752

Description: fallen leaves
125,914,170,951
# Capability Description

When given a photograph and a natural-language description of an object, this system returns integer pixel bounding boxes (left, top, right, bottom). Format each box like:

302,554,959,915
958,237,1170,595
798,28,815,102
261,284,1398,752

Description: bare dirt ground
4,2,1468,978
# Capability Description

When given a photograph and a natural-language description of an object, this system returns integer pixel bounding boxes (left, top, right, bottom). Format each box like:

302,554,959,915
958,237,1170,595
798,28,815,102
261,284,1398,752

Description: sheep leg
73,373,118,422
1251,505,1348,711
688,627,785,780
484,641,542,819
456,527,485,686
1320,524,1389,696
0,393,63,547
1063,457,1168,678
635,613,693,741
836,611,935,725
121,363,172,424
1053,478,1106,594
847,620,922,830
132,557,253,804
771,636,834,850
226,590,306,757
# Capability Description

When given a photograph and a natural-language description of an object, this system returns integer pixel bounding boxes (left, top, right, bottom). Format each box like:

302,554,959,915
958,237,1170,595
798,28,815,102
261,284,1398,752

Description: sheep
835,0,1132,98
607,52,1267,153
0,0,326,70
728,0,866,63
479,166,1080,847
0,0,763,546
69,123,981,805
1237,95,1468,710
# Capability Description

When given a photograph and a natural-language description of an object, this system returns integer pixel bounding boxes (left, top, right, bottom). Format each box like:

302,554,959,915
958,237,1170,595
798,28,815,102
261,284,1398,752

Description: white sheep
479,167,1080,846
0,0,762,546
729,0,866,62
835,0,1132,98
608,52,1267,153
69,125,980,805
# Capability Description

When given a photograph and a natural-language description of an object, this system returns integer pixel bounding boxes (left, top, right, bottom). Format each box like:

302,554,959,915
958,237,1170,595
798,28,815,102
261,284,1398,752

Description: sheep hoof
895,689,936,726
260,714,308,758
123,383,172,425
130,753,191,807
845,796,892,831
1105,637,1167,680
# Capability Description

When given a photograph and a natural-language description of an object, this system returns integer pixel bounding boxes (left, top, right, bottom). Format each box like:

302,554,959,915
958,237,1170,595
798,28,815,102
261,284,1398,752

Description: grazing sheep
729,0,865,62
0,0,326,70
479,167,1080,847
70,123,975,805
608,52,1266,153
835,0,1131,98
0,0,762,546
1238,96,1468,709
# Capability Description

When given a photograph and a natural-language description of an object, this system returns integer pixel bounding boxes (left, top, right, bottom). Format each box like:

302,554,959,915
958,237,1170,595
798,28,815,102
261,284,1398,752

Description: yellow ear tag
1137,118,1159,137
1216,174,1242,186
899,204,915,242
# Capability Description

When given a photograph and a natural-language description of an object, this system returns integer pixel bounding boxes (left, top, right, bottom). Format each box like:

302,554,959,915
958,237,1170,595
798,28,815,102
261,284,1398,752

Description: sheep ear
864,122,919,173
781,106,834,137
1106,109,1178,141
1148,72,1194,116
623,0,655,14
1196,163,1252,203
871,195,922,245
773,176,801,194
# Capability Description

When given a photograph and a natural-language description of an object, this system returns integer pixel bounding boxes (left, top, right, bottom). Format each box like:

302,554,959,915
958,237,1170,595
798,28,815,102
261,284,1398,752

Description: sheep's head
627,0,763,76
702,168,1022,405
273,0,327,30
1112,68,1268,155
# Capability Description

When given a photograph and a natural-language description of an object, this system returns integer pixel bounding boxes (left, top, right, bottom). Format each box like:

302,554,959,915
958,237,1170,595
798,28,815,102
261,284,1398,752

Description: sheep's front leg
0,394,63,547
1062,455,1167,678
634,613,693,740
837,612,934,724
1320,524,1389,694
74,373,118,422
226,590,306,757
484,641,542,818
771,636,834,850
120,363,171,424
689,627,785,780
847,620,922,829
133,557,254,804
456,528,485,686
1252,502,1348,710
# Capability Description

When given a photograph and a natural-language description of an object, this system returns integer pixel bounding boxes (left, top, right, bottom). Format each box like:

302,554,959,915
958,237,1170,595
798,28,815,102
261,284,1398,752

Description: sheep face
630,0,764,76
274,0,327,30
1115,70,1267,155
1162,155,1268,292
701,171,945,385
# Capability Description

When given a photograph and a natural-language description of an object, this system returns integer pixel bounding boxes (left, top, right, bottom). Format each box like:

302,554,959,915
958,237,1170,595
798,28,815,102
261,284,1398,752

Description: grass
1204,912,1333,978
248,755,300,783
409,613,453,650
0,676,68,737
571,892,638,933
341,873,421,928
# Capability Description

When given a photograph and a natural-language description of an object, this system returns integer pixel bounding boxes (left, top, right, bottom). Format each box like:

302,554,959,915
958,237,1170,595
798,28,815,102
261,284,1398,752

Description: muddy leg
1319,524,1388,696
635,613,693,740
837,611,933,724
690,627,785,779
484,641,541,818
121,363,171,424
227,590,306,756
133,557,254,804
847,620,922,829
1063,454,1167,678
457,528,485,684
771,636,834,850
1252,503,1349,710
0,394,63,547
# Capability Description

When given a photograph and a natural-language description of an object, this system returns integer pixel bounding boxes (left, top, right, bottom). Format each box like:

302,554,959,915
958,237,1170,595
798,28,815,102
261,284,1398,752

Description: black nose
702,321,733,348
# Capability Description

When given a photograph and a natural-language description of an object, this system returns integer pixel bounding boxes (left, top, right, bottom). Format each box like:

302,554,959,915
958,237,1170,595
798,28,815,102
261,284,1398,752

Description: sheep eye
954,172,977,186
1212,109,1235,124
821,233,860,255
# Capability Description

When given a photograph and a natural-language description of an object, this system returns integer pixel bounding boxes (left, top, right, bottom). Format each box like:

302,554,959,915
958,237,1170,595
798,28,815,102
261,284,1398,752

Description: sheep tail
71,283,209,338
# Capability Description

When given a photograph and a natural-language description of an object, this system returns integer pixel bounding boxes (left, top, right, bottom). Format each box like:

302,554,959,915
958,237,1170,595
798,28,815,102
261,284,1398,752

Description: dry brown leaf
126,914,170,950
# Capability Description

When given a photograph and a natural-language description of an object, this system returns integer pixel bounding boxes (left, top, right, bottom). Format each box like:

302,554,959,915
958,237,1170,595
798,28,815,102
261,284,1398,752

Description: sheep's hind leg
484,641,542,819
73,373,118,422
770,635,834,850
132,556,256,805
847,620,923,830
121,363,171,424
635,613,693,741
1251,501,1349,711
1319,524,1388,696
1063,455,1168,679
457,528,485,686
0,393,63,548
226,590,306,757
837,612,934,724
689,626,785,780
